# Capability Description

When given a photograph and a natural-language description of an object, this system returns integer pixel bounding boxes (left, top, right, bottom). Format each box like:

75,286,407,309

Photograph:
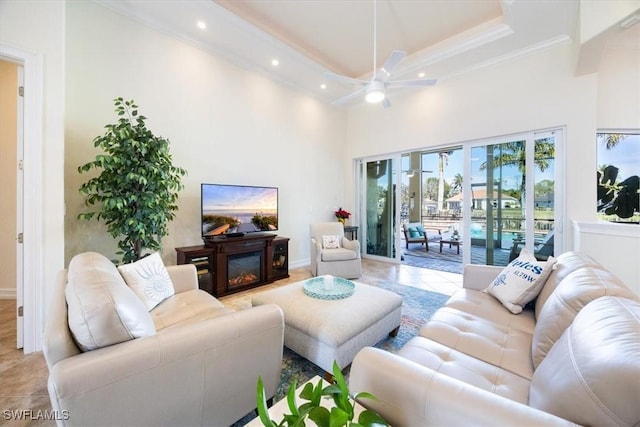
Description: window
596,132,640,224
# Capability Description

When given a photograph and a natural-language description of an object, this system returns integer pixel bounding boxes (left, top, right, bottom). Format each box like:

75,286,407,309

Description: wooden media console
176,234,289,297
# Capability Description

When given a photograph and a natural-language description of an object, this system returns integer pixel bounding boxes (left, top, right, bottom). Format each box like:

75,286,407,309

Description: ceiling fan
326,0,437,108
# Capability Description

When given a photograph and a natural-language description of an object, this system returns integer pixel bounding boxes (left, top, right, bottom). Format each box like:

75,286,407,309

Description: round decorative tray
303,276,355,300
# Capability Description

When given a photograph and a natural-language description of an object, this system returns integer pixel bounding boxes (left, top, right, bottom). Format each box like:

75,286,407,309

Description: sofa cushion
419,302,535,380
407,227,421,238
529,297,640,427
534,251,601,319
531,266,636,368
484,249,556,314
441,289,536,334
118,252,175,311
65,252,156,352
399,336,531,403
151,289,234,330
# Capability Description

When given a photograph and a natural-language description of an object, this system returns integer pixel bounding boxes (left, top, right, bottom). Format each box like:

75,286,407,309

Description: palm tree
598,133,626,149
596,133,638,219
480,138,554,208
451,173,463,194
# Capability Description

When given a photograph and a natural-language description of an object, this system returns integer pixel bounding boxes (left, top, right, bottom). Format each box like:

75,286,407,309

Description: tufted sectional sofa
350,252,640,426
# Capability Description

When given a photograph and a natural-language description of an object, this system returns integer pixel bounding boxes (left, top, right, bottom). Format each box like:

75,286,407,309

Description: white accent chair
310,222,362,279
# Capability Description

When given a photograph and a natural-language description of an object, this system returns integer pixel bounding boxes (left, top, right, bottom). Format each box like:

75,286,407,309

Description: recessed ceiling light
418,72,425,78
196,21,206,30
320,84,327,89
271,58,279,67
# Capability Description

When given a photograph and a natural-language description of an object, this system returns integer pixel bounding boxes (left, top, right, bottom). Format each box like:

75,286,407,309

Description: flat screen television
201,183,278,238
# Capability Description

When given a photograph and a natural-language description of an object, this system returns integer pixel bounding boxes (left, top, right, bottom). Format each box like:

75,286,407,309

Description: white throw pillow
484,249,556,314
322,235,341,249
118,252,175,311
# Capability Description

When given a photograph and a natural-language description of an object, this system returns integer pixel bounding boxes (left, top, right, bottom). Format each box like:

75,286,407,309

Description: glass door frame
355,153,403,264
465,128,564,265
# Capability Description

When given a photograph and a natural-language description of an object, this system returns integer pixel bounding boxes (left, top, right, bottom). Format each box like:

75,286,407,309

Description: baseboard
289,258,310,270
0,288,17,299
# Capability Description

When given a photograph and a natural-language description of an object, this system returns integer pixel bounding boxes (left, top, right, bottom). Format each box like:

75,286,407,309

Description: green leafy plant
256,361,388,427
78,97,187,263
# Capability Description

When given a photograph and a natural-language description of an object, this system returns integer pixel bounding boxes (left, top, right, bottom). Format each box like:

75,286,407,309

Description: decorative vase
338,218,346,224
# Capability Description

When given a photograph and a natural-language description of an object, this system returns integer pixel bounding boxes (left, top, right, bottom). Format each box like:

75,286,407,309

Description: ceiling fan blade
325,72,368,86
331,87,367,106
379,50,407,81
386,78,437,88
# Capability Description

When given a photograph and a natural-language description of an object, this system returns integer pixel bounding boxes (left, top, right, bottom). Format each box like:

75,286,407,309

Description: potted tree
256,361,388,427
78,97,187,263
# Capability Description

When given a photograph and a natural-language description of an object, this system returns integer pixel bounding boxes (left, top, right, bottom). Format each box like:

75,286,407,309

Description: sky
202,184,278,211
597,133,640,180
416,147,554,192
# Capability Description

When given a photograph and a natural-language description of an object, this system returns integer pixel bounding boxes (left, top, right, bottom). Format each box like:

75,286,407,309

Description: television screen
201,184,278,237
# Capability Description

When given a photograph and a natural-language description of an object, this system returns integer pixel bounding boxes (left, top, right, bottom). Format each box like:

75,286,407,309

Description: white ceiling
92,1,635,106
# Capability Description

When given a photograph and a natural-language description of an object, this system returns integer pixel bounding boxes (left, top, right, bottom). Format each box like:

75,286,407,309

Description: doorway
469,130,559,266
360,157,399,262
400,148,464,273
356,128,563,273
0,58,23,349
0,43,44,354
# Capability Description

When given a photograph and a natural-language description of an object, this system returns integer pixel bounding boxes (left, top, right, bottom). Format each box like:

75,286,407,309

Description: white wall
0,0,66,350
64,1,347,267
597,42,640,128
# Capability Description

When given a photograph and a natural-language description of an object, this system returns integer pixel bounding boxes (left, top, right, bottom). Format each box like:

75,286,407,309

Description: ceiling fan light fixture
365,90,385,103
365,81,385,103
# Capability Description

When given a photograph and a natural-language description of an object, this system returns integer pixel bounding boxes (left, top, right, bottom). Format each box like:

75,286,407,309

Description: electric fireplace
227,251,262,289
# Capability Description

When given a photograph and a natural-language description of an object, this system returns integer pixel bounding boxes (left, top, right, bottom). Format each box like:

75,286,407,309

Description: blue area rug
232,280,449,425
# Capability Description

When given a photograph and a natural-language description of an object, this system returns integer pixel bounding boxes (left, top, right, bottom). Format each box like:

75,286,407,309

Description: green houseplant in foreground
78,97,187,263
256,361,388,427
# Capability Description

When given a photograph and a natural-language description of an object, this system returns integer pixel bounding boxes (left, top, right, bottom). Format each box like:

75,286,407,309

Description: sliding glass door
354,128,562,268
468,130,560,266
360,156,400,262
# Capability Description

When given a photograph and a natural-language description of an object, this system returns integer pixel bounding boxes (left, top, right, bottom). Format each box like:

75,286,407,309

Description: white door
358,155,402,263
16,63,24,349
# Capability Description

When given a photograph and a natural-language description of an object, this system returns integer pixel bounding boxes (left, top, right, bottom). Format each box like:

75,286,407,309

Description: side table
344,225,358,240
440,238,462,254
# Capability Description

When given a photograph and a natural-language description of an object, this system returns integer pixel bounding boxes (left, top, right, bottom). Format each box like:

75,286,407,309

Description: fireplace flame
229,272,258,286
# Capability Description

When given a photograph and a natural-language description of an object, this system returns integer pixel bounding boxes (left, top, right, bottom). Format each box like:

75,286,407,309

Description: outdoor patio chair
508,230,554,261
402,222,442,251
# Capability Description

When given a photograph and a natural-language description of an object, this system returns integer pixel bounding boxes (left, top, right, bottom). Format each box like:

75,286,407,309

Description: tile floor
0,259,461,426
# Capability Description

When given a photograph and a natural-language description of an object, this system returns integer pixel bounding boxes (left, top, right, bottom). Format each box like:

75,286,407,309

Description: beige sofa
350,252,640,426
44,252,285,427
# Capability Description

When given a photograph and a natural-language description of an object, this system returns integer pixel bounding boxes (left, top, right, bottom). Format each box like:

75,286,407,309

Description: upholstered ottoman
252,276,403,373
